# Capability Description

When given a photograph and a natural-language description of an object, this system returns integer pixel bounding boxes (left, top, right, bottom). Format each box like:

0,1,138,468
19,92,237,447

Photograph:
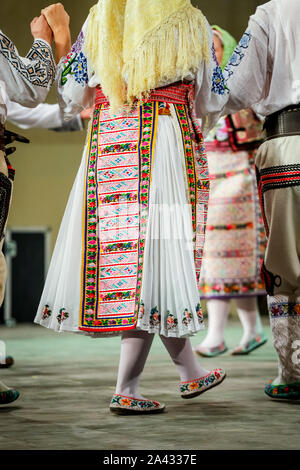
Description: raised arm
222,18,269,116
0,16,56,108
194,23,229,137
194,12,269,135
53,15,97,120
41,3,71,64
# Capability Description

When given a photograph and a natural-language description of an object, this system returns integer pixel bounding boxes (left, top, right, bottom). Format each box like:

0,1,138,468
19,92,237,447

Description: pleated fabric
35,115,204,338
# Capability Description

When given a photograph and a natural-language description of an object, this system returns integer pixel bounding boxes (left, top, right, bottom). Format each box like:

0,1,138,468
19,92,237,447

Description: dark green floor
0,321,299,450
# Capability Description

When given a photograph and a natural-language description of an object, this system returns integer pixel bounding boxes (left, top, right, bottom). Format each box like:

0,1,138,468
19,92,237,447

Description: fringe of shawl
84,1,127,112
84,2,209,113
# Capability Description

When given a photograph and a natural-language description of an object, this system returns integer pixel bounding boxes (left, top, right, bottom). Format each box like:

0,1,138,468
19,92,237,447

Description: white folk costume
194,27,267,358
0,30,55,406
34,0,228,413
35,0,226,340
200,114,266,300
0,30,55,305
208,0,300,397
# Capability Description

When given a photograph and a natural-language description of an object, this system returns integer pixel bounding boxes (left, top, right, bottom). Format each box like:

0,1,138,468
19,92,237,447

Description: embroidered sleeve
211,45,226,96
194,27,228,137
56,19,96,120
61,30,88,87
222,21,269,115
0,32,55,88
223,31,252,84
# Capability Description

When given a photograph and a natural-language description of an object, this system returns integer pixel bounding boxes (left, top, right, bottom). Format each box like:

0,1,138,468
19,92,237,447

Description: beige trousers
256,136,300,383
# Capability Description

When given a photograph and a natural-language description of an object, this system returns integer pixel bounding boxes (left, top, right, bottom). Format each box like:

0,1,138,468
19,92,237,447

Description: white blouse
0,30,56,124
222,0,300,118
5,95,82,132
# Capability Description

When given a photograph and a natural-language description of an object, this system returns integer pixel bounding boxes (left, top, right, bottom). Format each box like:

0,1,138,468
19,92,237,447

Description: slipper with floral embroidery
110,394,166,415
0,388,20,405
230,333,268,355
265,380,300,401
0,356,14,368
194,342,228,358
180,368,226,399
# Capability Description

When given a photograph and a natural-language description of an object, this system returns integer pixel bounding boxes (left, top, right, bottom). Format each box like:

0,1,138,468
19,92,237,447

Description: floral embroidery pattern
101,291,135,302
270,302,300,318
101,193,137,204
138,302,145,320
182,309,193,327
134,102,157,316
180,369,224,395
166,312,178,330
102,143,137,154
73,52,88,85
138,303,204,330
57,308,69,324
71,30,84,54
196,303,203,322
80,103,156,333
207,222,254,231
149,307,161,328
111,394,161,411
201,280,264,296
265,381,300,399
42,305,52,320
102,241,138,253
175,105,197,232
224,31,252,83
81,106,101,328
211,65,226,95
61,51,88,87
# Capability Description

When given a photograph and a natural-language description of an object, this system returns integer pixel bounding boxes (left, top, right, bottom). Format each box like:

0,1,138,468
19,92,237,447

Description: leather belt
264,105,300,141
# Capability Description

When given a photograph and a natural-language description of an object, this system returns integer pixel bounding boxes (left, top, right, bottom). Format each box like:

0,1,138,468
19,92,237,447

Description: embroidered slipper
110,394,166,415
0,356,14,368
194,342,227,358
0,388,20,405
265,380,300,401
180,368,226,399
230,333,268,356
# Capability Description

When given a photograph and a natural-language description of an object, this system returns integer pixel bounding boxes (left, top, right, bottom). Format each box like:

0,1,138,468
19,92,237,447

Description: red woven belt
95,82,192,107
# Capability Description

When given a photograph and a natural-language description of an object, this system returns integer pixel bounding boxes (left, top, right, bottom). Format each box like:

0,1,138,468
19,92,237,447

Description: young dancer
35,0,228,414
195,26,267,358
0,13,57,405
199,0,300,400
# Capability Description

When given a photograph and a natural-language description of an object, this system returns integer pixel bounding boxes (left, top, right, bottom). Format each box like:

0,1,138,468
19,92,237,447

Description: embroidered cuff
26,39,56,88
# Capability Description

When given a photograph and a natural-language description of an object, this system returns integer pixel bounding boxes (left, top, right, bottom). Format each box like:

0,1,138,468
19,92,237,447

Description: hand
31,15,53,44
80,107,95,120
41,3,70,36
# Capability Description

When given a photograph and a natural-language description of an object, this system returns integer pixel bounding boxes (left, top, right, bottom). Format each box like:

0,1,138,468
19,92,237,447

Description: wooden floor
0,321,299,450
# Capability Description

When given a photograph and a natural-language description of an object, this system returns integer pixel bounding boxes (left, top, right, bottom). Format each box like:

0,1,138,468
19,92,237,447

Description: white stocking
0,380,9,392
160,336,209,382
115,330,155,399
200,299,230,348
235,297,261,346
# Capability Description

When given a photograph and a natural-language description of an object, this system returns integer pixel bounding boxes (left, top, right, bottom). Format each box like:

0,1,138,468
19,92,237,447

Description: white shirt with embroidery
0,31,56,124
222,0,300,118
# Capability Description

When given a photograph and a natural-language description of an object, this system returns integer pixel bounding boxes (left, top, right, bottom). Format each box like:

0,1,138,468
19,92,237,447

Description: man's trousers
256,135,300,383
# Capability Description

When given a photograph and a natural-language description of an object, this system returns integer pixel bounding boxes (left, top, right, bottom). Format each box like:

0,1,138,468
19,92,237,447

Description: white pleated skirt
34,114,204,338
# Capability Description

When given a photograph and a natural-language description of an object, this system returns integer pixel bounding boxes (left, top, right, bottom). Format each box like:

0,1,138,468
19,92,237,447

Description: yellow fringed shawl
84,0,209,112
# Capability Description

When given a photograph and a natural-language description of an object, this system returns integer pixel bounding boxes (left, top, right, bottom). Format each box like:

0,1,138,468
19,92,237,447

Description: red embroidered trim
95,82,192,106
